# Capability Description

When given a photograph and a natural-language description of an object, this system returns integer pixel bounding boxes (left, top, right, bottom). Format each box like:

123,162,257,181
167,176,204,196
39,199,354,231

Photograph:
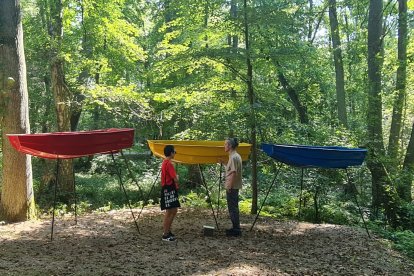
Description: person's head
225,138,239,152
164,145,176,158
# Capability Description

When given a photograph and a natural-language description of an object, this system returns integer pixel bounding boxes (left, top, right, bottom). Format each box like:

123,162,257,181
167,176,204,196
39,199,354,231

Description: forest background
0,0,413,260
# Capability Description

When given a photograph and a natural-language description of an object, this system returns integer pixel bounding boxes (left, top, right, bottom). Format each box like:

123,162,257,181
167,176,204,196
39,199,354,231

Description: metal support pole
72,167,77,225
217,163,223,218
120,150,144,199
298,168,304,217
110,152,140,234
137,168,161,221
199,164,219,230
51,159,60,241
250,162,283,231
345,169,370,238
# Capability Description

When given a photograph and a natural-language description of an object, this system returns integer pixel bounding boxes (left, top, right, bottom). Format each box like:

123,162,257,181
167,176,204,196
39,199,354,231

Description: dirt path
1,207,413,275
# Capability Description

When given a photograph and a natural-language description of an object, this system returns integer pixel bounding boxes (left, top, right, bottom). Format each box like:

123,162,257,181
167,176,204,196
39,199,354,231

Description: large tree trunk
0,0,35,221
243,0,258,215
388,0,407,171
400,121,414,202
328,0,347,127
366,0,398,226
49,0,74,197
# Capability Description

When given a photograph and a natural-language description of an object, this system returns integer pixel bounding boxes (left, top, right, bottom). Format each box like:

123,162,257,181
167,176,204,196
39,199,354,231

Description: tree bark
243,0,258,215
49,0,74,197
388,0,407,170
277,69,309,124
328,0,347,127
227,0,238,98
307,0,313,42
367,0,398,225
400,120,414,202
0,0,36,221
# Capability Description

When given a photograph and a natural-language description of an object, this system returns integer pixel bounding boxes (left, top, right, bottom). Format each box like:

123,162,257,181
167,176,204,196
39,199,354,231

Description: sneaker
169,231,175,237
162,233,176,242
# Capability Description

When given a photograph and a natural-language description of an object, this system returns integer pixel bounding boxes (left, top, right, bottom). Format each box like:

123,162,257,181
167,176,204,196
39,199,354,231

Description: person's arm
226,171,236,192
173,175,179,189
169,162,179,189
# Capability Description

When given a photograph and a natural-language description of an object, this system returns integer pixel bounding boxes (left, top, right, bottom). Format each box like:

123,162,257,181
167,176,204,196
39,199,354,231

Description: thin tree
388,0,407,175
243,0,258,214
328,0,347,127
0,0,36,221
400,121,414,202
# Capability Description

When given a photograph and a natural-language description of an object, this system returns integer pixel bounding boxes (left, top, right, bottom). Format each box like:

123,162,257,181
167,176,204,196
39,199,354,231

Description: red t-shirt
161,159,178,189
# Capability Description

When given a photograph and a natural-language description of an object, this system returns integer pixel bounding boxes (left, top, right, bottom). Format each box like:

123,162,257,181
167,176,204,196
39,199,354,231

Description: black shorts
160,185,181,210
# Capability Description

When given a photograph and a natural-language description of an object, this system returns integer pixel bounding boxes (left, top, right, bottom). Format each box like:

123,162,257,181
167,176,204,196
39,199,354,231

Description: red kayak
7,128,134,159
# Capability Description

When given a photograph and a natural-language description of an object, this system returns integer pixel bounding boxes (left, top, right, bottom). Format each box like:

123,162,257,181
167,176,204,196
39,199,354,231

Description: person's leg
163,207,178,235
226,189,240,230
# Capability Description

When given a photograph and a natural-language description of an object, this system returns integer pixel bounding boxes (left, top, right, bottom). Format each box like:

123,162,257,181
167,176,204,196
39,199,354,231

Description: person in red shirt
160,145,180,241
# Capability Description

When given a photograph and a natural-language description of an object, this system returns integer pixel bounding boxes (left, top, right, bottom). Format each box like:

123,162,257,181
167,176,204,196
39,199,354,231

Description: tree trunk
367,0,398,225
39,75,55,193
243,0,258,215
0,0,36,221
49,0,74,197
51,61,74,196
277,69,309,124
186,165,202,189
328,0,347,127
388,0,407,170
307,0,313,42
400,120,414,202
227,0,238,97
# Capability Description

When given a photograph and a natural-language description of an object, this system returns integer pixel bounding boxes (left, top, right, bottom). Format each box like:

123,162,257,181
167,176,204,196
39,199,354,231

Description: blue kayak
261,143,367,168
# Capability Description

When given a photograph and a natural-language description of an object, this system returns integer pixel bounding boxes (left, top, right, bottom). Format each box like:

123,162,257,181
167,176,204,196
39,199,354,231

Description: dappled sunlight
196,263,274,275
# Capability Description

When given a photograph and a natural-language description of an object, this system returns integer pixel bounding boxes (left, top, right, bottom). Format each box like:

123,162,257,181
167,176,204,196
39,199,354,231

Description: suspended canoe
147,140,252,164
261,143,367,169
7,128,135,159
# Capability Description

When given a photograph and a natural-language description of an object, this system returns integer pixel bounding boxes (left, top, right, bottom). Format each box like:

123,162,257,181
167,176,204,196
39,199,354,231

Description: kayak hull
7,128,135,159
147,140,251,164
261,143,367,168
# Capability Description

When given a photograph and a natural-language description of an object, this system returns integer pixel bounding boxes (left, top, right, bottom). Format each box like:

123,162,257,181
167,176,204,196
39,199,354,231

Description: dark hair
164,145,175,157
226,138,239,149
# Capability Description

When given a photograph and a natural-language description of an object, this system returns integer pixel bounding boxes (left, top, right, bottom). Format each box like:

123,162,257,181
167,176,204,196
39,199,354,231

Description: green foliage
370,221,414,260
396,202,414,231
180,191,210,208
34,157,164,215
319,202,360,225
392,231,414,259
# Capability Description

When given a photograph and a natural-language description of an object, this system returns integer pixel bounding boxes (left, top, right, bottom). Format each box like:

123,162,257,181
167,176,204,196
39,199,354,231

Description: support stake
111,152,140,234
250,162,282,231
199,164,219,230
346,169,370,238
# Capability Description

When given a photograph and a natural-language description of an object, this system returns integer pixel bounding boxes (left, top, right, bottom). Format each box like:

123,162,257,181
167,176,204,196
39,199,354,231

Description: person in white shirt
224,138,243,237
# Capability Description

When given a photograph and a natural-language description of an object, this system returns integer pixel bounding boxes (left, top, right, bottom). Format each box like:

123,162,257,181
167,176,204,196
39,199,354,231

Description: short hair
226,138,239,149
164,145,175,157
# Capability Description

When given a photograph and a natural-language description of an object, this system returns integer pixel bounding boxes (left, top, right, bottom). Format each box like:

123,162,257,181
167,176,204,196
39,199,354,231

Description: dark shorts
160,185,181,210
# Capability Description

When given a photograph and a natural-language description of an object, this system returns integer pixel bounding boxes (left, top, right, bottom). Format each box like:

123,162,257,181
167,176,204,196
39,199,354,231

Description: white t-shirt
225,151,242,189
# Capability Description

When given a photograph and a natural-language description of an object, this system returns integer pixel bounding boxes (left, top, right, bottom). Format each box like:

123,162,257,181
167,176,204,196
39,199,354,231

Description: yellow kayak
147,140,252,164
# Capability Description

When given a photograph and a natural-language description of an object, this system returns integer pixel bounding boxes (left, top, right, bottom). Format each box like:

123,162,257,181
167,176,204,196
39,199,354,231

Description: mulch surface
1,207,413,275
